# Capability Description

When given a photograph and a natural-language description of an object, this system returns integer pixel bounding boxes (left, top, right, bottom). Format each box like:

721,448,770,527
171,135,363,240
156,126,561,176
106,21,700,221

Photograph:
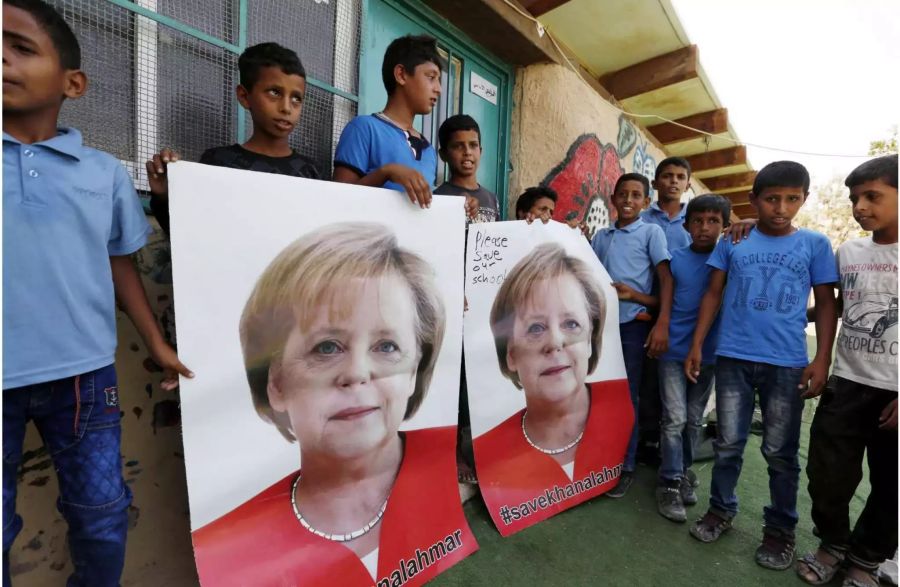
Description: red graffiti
542,134,624,225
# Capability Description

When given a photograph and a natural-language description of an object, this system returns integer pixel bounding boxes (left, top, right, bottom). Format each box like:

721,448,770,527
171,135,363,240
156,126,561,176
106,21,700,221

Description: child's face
850,179,898,235
237,66,307,141
684,210,725,251
2,5,84,115
397,61,441,115
750,186,806,236
441,129,481,180
652,164,691,202
612,180,648,224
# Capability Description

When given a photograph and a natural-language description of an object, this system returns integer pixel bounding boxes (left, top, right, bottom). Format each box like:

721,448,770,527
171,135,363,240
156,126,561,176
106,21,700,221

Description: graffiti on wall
616,114,637,158
632,139,657,200
542,134,624,235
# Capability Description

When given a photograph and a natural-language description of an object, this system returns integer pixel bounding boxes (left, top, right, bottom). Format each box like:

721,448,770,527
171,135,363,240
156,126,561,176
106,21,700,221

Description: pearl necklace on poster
290,474,388,542
521,411,584,455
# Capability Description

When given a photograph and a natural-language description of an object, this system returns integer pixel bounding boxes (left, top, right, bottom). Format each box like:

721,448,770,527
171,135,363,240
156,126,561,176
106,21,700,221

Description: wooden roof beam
647,109,728,145
702,171,757,193
519,0,572,17
685,146,746,173
724,191,751,206
600,45,698,100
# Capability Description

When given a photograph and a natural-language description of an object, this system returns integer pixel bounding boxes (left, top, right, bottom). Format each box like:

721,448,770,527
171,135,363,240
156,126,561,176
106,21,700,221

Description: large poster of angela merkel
168,163,476,586
464,221,632,537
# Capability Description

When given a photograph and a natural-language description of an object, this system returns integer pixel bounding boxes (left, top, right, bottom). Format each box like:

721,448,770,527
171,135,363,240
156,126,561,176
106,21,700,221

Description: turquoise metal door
360,0,512,214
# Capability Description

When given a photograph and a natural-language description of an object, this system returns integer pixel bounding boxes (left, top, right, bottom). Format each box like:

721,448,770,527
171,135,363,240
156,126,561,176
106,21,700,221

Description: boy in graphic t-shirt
797,155,898,587
685,161,839,571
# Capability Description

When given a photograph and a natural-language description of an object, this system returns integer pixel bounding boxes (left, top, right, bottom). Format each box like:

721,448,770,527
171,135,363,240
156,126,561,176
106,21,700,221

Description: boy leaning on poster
2,2,191,585
685,161,838,571
145,41,320,235
332,34,441,209
797,154,898,587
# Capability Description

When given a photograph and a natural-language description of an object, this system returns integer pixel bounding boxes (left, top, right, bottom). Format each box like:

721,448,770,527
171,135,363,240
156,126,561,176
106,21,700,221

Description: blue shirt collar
3,127,83,161
610,217,645,233
649,201,686,221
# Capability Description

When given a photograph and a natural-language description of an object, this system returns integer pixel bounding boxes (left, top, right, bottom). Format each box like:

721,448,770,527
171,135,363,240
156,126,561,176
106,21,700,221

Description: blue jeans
658,360,714,482
3,364,131,587
620,320,650,472
709,357,804,533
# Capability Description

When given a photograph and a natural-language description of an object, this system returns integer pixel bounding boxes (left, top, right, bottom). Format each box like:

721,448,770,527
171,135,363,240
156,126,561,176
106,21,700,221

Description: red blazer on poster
193,426,477,586
474,379,633,536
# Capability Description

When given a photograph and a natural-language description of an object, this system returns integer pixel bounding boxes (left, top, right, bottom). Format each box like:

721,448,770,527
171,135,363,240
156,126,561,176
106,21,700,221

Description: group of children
2,1,896,586
590,153,897,586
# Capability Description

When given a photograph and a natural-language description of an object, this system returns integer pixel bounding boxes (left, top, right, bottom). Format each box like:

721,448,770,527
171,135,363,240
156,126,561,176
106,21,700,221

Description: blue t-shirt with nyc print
708,228,838,368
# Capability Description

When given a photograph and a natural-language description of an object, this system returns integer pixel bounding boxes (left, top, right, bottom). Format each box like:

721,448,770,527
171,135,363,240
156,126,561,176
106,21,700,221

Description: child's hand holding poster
168,163,476,586
465,220,632,536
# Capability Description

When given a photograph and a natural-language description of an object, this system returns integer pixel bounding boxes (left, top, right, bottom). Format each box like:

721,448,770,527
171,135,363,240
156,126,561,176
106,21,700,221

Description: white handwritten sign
470,71,498,105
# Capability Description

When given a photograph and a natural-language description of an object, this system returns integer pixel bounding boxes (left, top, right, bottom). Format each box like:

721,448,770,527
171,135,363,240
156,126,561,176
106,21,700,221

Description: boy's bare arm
611,282,658,308
333,164,432,209
646,261,674,357
684,269,726,382
801,283,839,399
110,255,193,390
806,283,842,322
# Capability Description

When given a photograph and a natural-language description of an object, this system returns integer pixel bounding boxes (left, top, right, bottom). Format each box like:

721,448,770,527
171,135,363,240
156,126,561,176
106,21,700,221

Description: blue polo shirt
334,114,437,192
662,246,719,363
3,128,152,389
708,228,838,368
641,201,691,253
591,218,671,323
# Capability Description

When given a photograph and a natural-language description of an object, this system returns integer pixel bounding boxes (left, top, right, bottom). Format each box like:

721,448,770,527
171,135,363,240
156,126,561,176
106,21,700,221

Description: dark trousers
620,320,650,471
807,376,898,569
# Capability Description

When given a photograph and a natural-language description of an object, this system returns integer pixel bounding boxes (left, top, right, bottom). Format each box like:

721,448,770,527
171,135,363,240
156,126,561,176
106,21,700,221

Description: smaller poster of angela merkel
464,220,633,537
168,163,476,586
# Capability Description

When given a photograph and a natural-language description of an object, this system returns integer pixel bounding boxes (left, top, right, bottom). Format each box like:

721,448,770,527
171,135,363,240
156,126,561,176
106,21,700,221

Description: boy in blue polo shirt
2,2,191,584
642,156,693,253
685,161,838,571
591,172,673,498
654,194,731,523
333,34,441,209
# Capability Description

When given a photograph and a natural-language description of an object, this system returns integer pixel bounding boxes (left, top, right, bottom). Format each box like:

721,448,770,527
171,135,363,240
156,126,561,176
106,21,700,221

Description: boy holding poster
333,35,442,209
145,41,320,235
3,2,190,584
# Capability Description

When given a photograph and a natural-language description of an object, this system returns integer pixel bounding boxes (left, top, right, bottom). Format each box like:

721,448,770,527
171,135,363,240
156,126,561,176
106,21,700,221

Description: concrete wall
508,62,694,232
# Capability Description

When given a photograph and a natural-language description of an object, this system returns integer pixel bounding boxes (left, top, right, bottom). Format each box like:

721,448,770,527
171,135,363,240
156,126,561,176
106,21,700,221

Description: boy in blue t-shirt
654,194,731,523
333,35,441,209
685,161,838,571
591,173,673,498
2,2,191,584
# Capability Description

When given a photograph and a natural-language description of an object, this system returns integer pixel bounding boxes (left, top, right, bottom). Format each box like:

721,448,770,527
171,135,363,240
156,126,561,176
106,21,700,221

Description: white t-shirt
832,237,898,391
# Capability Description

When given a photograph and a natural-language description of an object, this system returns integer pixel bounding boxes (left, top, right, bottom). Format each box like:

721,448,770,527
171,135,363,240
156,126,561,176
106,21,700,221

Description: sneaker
755,527,795,570
680,476,698,505
684,468,700,488
605,471,634,498
656,484,686,523
689,510,733,543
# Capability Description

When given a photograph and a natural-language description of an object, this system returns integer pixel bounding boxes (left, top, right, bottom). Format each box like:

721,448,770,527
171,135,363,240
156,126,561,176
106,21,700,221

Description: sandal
796,548,845,585
843,563,880,587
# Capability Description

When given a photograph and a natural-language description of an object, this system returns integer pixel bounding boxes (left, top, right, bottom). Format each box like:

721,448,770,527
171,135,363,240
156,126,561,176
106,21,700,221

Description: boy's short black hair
381,35,441,95
655,156,692,180
686,193,732,227
614,173,650,197
7,0,80,70
515,186,557,218
752,161,810,195
845,155,898,190
438,114,481,151
238,42,306,89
